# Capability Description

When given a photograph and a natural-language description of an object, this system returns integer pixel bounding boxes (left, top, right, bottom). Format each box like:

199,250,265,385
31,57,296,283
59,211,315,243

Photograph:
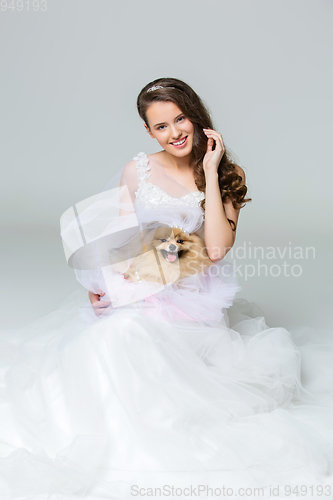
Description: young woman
0,78,333,499
89,78,249,317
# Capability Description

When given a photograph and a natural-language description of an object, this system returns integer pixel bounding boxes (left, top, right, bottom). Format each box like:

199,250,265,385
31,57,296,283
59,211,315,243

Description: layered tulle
1,152,333,499
1,289,333,499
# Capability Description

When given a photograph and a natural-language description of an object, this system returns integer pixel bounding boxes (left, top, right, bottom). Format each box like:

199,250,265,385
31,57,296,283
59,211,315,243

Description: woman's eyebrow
153,113,183,128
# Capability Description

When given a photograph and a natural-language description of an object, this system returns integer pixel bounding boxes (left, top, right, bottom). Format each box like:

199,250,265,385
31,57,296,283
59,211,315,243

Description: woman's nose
170,126,182,139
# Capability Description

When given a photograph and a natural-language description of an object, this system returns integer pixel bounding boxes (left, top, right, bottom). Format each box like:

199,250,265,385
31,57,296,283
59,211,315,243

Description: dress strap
133,152,151,189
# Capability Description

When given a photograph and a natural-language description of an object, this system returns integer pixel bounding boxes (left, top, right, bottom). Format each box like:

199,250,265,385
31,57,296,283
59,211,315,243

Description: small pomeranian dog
124,225,214,285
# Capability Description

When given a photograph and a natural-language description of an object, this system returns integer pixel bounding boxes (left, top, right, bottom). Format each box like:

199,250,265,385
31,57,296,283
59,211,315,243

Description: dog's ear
173,231,183,239
175,230,191,239
155,225,173,240
186,233,202,243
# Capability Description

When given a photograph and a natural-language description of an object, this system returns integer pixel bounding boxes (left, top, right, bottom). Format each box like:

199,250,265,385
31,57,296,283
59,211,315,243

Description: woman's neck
161,150,192,172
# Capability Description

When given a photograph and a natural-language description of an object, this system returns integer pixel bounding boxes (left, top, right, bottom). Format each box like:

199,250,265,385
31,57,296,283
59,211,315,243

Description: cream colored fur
124,226,214,285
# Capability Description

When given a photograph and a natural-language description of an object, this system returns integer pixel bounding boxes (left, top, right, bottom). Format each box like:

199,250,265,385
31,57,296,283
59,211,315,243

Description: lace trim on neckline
133,152,205,200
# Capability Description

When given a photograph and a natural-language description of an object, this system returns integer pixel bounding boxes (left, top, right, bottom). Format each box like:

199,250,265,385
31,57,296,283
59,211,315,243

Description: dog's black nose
169,244,176,251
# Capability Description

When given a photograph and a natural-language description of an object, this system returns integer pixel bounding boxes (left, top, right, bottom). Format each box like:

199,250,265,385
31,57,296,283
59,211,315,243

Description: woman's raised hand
202,128,226,174
88,291,112,317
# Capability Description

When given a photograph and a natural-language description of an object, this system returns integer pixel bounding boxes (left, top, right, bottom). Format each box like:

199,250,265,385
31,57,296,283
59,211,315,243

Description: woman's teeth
173,138,186,145
171,136,188,147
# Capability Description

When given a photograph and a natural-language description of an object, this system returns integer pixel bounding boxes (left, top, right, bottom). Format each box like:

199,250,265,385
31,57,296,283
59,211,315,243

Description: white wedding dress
0,152,333,500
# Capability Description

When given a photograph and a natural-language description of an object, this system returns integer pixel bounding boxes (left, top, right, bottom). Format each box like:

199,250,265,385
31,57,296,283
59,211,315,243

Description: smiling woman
136,78,250,259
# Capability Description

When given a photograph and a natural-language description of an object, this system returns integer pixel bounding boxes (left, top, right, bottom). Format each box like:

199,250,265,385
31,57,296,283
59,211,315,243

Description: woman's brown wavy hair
136,77,251,231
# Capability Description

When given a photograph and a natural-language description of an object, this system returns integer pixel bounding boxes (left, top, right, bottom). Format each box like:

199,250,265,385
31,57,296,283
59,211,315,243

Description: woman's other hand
88,291,112,317
202,128,226,174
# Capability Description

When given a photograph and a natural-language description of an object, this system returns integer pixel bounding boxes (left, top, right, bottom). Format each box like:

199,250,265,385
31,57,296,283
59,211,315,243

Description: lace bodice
133,152,205,210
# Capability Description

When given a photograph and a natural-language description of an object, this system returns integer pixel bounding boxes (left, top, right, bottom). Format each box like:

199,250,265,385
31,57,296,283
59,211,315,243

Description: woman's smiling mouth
170,136,188,148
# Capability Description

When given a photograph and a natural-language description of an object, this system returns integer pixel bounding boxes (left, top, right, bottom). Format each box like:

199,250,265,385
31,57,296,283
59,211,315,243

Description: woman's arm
204,165,245,261
202,128,246,262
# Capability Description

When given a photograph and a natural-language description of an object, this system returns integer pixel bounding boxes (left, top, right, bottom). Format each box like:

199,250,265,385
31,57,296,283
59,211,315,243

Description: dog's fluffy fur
124,226,214,285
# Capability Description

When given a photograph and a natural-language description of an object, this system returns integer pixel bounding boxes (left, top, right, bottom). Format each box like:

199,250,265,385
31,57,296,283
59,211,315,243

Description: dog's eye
160,239,167,242
177,239,184,244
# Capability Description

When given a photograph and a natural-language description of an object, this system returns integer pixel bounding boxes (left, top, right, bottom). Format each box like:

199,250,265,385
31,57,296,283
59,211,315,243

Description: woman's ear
144,122,155,139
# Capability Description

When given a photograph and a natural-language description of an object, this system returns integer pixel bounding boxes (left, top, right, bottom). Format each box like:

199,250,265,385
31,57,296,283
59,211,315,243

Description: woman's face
144,101,194,159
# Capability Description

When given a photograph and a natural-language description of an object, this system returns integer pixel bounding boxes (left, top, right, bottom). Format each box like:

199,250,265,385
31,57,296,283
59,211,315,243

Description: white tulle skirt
1,276,333,500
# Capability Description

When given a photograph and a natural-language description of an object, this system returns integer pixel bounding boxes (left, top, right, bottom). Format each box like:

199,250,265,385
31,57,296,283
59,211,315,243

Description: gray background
0,0,332,333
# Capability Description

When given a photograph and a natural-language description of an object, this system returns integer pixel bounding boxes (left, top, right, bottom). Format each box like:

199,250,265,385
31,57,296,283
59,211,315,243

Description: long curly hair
136,78,251,231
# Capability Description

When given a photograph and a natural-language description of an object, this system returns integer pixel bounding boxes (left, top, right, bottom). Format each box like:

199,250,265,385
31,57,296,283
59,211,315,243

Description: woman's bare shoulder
122,158,137,174
120,158,140,184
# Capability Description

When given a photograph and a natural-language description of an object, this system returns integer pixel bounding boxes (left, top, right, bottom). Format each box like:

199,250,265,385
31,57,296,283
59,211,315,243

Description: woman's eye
157,117,184,130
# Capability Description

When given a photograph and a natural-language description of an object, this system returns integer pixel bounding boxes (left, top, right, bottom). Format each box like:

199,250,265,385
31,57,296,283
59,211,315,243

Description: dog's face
123,225,212,285
151,226,200,263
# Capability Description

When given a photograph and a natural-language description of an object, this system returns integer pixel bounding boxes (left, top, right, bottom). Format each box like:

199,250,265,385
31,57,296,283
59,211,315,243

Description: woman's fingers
203,129,225,153
89,290,112,316
204,128,216,153
98,300,112,307
204,132,224,150
92,300,112,317
206,136,214,153
89,291,100,304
